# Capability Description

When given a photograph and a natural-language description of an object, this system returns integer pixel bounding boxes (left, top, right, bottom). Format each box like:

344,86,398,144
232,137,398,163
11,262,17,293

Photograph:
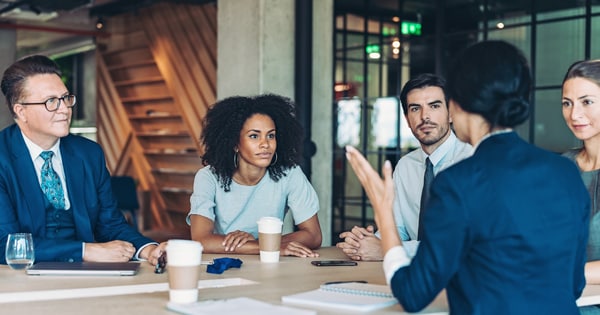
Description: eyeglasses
19,95,76,112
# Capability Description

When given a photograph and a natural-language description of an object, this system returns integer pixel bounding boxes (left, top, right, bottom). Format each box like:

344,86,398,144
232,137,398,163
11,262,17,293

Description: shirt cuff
402,240,420,258
383,245,411,284
82,242,85,259
135,242,159,261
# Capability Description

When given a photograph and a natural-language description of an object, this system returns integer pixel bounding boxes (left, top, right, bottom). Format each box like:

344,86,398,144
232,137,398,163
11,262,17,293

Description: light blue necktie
40,151,65,209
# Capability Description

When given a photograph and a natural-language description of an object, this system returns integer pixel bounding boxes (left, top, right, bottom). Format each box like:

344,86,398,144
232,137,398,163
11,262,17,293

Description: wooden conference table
0,247,597,314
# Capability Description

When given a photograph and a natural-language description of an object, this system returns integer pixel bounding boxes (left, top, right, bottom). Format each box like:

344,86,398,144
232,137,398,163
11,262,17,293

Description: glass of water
5,233,35,270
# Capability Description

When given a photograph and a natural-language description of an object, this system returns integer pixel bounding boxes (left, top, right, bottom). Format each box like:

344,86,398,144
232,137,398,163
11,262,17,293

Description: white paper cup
167,240,203,304
257,217,283,263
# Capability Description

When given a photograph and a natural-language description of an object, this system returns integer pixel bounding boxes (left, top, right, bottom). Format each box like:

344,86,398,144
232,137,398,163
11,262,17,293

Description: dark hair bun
496,96,529,127
446,41,531,129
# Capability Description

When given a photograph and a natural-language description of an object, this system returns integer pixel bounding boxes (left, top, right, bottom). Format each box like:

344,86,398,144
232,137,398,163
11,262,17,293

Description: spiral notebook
281,282,397,312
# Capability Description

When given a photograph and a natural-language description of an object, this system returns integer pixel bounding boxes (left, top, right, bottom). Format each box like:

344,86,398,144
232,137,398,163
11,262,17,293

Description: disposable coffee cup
257,216,283,263
167,240,203,304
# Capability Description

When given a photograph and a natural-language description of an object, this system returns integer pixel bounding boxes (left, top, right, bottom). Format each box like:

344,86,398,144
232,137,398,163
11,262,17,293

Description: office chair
110,176,140,231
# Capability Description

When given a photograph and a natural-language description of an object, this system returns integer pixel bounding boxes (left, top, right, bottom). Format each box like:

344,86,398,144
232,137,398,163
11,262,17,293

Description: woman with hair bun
344,41,589,314
187,94,322,257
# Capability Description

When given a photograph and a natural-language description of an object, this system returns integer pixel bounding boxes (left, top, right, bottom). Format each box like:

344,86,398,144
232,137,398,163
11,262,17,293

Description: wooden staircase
95,3,216,239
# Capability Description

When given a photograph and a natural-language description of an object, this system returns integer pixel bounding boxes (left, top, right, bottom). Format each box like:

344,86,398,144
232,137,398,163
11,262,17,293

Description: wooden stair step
121,95,172,103
107,59,156,71
114,76,164,87
101,45,149,56
153,168,197,175
129,113,182,120
136,130,190,137
144,148,197,155
161,187,193,194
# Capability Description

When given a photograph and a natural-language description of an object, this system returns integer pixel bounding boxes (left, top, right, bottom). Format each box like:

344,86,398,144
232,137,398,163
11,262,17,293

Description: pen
155,256,214,274
324,280,367,285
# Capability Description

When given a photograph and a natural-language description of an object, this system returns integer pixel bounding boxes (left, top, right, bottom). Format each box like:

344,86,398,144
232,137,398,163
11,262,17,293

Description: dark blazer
391,132,589,315
0,124,155,263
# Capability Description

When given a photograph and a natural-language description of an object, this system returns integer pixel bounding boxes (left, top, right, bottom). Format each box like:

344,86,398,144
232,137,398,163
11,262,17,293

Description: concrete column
0,29,17,130
311,0,333,246
217,0,295,99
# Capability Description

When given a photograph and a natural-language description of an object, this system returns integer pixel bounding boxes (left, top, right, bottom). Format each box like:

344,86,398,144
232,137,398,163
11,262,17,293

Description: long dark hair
200,94,304,191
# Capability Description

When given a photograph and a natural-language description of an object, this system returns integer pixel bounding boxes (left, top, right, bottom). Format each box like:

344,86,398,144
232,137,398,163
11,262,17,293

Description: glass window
336,98,362,148
346,60,365,98
593,16,600,59
347,33,367,61
486,0,532,27
593,3,600,14
533,89,579,153
537,7,585,21
366,61,382,98
370,0,399,12
535,19,585,87
488,25,531,58
339,14,365,32
513,117,531,143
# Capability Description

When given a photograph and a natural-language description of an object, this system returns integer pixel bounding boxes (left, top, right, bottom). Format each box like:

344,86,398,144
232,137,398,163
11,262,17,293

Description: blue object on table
206,257,243,274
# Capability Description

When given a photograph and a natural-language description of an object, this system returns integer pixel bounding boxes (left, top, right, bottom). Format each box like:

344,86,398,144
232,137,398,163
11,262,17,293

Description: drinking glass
5,233,35,270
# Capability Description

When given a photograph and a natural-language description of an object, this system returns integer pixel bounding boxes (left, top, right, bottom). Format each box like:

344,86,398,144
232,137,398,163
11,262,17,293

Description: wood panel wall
96,2,216,237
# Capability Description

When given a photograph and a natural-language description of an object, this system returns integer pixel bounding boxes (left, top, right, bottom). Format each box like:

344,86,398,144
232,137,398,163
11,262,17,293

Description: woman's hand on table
222,230,256,252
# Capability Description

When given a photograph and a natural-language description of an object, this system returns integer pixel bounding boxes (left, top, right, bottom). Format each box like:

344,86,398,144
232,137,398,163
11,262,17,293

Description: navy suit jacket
0,124,155,262
392,132,589,314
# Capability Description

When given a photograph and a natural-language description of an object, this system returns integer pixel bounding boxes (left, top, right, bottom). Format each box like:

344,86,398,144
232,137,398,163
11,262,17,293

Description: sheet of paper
0,277,258,303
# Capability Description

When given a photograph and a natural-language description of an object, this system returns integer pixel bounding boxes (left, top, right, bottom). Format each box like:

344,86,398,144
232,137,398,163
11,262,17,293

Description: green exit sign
401,21,422,36
365,44,380,54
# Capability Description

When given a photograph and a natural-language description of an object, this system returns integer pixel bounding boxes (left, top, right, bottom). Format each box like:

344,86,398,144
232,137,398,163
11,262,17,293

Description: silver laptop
26,261,141,276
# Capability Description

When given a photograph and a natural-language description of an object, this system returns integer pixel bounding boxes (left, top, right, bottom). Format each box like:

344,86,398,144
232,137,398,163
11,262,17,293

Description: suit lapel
60,138,94,242
10,128,47,236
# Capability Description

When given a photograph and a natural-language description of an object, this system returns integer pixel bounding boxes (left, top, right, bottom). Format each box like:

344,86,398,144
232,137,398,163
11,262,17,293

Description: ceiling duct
0,0,92,22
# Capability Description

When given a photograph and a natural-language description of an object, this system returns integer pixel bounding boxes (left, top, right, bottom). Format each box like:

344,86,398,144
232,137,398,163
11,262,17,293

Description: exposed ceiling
0,0,118,56
0,0,213,57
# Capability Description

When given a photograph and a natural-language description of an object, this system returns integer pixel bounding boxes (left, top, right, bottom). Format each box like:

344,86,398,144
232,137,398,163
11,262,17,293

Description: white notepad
281,282,397,312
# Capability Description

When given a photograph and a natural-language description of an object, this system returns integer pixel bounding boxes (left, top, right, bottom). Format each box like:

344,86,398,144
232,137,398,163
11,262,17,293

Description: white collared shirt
391,131,473,242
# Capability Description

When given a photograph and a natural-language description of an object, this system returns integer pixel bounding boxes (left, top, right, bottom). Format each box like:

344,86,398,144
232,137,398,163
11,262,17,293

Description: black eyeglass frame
19,95,77,112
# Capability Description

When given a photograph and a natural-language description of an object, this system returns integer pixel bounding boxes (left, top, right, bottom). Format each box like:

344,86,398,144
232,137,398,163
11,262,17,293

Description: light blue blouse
186,166,319,238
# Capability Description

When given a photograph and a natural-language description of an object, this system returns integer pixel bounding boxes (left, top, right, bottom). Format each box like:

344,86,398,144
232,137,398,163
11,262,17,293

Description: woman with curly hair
186,94,322,257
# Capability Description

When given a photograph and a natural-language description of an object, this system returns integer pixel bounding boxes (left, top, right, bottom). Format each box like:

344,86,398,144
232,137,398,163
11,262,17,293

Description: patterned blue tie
40,151,65,209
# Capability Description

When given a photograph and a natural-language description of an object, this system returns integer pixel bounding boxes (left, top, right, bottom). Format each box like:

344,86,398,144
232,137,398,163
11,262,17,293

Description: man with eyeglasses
0,55,166,266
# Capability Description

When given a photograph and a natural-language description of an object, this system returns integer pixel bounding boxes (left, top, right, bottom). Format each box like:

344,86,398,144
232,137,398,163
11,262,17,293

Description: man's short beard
418,126,450,146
